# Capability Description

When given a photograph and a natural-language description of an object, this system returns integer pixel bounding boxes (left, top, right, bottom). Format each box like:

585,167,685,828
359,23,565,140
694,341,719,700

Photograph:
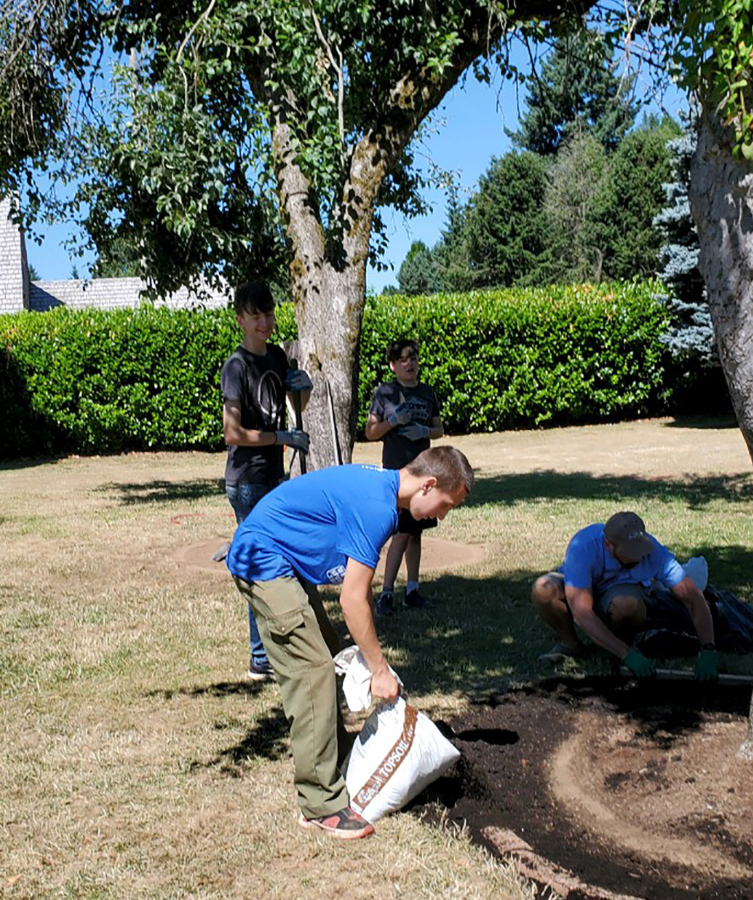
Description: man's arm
339,558,400,701
567,586,631,659
671,576,715,644
223,400,277,446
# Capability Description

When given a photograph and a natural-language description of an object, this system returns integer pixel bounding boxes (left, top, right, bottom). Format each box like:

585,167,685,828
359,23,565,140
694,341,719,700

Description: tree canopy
509,29,639,156
4,0,753,464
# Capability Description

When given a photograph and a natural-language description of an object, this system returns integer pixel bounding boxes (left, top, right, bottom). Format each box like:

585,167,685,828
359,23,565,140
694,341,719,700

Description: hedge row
1,283,679,457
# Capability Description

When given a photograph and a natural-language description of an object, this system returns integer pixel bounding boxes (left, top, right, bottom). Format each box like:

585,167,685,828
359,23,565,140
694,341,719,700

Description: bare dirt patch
426,678,753,900
173,532,487,577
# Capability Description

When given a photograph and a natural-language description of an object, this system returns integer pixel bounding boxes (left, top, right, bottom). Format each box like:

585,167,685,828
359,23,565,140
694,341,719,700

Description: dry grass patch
2,419,751,898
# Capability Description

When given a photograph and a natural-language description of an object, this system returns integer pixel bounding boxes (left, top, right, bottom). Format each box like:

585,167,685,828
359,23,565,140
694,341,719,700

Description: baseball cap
604,511,653,559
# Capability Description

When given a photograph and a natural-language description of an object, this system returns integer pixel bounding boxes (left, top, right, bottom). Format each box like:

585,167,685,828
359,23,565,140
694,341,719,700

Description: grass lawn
1,416,751,899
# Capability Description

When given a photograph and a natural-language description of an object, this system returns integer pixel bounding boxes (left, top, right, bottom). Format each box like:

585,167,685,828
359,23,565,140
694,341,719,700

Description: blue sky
24,54,686,290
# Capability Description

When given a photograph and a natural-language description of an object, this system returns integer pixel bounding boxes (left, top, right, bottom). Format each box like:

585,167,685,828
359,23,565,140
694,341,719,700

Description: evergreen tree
540,129,608,282
431,183,471,292
590,116,681,281
397,241,437,295
510,30,639,156
462,151,549,288
654,112,718,369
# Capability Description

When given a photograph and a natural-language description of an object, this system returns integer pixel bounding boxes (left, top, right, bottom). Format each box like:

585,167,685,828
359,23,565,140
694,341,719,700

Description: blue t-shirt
226,464,400,585
561,522,686,595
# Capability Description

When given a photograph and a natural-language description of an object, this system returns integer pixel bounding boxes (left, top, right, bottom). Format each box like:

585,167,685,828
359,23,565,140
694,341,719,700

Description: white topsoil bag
334,646,460,823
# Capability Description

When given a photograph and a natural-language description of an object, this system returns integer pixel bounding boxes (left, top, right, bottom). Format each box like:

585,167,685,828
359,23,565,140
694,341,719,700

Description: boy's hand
370,665,400,703
398,423,430,441
275,429,310,453
387,403,412,427
286,368,313,392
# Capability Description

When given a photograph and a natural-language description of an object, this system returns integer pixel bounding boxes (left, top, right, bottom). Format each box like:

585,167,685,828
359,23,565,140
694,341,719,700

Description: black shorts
397,509,437,536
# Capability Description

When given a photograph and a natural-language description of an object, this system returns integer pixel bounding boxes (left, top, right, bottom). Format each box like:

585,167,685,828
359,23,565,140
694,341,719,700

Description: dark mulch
412,677,753,900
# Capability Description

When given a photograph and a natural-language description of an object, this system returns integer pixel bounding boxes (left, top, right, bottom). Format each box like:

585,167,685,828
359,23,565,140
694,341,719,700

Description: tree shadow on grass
662,415,739,430
147,681,290,765
207,707,290,768
0,456,67,471
95,478,223,505
467,469,753,510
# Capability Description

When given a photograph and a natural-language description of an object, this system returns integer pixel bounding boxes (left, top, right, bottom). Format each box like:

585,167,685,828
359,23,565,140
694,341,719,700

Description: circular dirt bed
173,534,486,576
423,678,753,900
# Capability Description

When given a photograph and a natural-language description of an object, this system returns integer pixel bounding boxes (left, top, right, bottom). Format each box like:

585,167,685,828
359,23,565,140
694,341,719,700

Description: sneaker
538,642,585,663
246,660,274,682
404,588,431,609
375,592,395,617
299,806,375,840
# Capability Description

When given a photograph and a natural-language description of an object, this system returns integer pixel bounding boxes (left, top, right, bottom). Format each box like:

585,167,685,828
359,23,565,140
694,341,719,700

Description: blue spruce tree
654,113,716,367
653,112,729,412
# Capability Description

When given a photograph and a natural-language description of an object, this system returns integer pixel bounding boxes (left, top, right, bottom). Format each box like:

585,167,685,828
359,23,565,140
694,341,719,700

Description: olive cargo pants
233,573,350,818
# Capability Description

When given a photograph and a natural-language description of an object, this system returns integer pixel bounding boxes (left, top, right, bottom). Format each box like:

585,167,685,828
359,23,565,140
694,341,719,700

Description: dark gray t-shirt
221,344,289,485
369,380,440,469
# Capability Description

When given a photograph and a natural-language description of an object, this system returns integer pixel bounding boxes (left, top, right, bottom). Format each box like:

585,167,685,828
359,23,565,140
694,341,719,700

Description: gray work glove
387,403,412,427
398,423,430,441
275,429,309,453
285,368,313,392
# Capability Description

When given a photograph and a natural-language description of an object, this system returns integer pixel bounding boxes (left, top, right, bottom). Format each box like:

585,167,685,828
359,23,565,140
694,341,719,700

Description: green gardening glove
623,648,656,679
694,648,719,681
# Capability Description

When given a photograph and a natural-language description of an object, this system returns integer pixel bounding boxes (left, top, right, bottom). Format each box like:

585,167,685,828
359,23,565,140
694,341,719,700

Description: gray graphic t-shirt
369,380,440,469
221,344,289,485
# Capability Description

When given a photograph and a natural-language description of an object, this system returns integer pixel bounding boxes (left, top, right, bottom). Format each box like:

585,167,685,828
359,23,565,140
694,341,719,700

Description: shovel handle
288,359,307,475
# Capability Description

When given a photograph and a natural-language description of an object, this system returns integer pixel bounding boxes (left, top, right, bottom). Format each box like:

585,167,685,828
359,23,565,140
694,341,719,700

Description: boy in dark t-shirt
365,339,444,615
220,282,312,680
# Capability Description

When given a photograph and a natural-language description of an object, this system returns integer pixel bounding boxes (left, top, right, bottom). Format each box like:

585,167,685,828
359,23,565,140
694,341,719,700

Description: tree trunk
293,262,365,469
738,688,753,760
689,104,753,463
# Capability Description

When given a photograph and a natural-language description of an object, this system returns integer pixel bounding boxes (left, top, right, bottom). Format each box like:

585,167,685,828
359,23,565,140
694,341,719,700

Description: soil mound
422,678,753,900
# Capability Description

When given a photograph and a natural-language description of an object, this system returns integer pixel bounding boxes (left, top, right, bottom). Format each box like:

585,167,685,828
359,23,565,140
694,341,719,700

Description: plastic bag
335,645,460,822
333,645,403,712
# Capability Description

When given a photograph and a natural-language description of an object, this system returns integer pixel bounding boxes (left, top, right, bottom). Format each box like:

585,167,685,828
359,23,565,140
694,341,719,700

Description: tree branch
176,0,217,62
307,0,345,152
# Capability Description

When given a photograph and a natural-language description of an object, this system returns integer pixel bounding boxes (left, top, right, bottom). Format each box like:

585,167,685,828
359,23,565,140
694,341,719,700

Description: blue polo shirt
226,464,400,585
561,523,686,595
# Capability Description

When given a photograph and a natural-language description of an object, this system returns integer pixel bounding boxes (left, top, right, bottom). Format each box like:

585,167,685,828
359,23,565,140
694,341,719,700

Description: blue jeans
226,481,277,667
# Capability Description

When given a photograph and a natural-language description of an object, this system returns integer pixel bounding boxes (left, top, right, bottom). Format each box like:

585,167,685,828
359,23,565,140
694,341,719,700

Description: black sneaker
375,592,395,617
404,589,431,609
246,660,274,682
299,806,375,840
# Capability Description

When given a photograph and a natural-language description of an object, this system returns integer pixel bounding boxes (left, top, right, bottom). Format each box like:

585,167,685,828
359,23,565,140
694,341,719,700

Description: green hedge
0,284,674,457
0,305,295,456
359,282,673,434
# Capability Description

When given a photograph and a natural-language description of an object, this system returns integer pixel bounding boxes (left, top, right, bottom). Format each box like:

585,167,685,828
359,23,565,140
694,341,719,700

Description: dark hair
387,339,419,364
234,282,275,316
405,446,474,494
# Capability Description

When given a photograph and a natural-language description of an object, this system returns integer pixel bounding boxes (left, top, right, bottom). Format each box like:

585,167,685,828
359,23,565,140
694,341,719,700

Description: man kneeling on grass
531,511,718,681
226,446,473,839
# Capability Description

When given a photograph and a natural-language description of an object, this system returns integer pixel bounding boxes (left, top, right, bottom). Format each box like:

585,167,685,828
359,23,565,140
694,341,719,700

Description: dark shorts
543,572,648,621
397,508,437,536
